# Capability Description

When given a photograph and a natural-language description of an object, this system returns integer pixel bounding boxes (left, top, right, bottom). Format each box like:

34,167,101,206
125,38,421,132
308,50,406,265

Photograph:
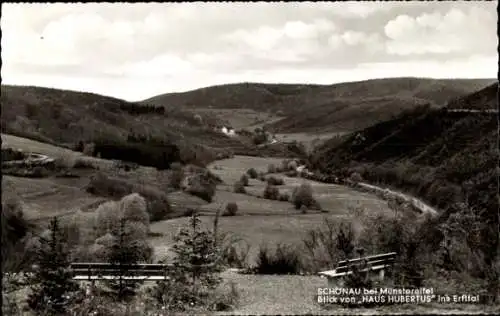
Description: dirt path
358,182,439,217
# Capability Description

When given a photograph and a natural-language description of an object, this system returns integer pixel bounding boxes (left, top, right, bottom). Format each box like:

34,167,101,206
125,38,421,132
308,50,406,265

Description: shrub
240,174,249,186
120,193,150,227
267,176,284,186
281,159,290,171
182,173,217,202
253,244,302,275
263,184,280,200
183,208,197,217
1,198,33,271
336,222,356,259
267,164,276,174
169,162,185,190
302,217,339,272
350,172,363,183
258,172,266,182
73,157,97,169
278,192,290,202
246,168,258,179
54,152,77,170
2,272,24,315
300,205,308,214
1,148,25,161
252,133,268,145
82,143,95,156
287,160,298,171
194,114,203,125
233,181,246,194
94,201,121,237
86,173,171,222
291,183,316,210
285,170,298,177
224,202,238,216
222,243,250,269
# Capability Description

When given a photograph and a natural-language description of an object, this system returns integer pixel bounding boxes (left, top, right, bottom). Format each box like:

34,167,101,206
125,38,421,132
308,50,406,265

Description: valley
1,77,498,314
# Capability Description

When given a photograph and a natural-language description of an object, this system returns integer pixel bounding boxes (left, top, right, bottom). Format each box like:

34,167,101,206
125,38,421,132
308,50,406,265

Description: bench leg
379,269,385,281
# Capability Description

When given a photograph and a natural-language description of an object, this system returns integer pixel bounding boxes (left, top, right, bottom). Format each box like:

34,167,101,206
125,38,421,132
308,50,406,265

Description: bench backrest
70,262,174,278
335,252,396,274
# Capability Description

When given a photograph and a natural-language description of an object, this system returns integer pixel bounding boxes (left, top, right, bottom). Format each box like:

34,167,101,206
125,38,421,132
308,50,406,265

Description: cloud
1,2,497,101
384,6,497,56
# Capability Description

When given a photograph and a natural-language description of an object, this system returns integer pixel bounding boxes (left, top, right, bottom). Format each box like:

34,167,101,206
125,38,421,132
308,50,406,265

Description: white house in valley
220,126,236,137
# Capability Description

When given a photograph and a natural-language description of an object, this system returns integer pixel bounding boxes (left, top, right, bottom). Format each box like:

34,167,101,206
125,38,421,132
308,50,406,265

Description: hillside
310,82,498,262
0,85,294,166
144,78,495,133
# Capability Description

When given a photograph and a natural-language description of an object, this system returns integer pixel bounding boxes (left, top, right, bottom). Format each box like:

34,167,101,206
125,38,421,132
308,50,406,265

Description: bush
1,198,33,271
278,192,290,202
350,172,363,183
267,164,276,174
300,205,308,214
263,184,280,200
253,244,302,275
82,143,95,156
182,172,217,202
287,160,298,171
267,176,284,186
54,152,77,170
240,174,249,186
94,201,121,237
281,159,290,171
291,183,316,210
233,181,246,194
246,168,258,179
222,243,250,269
224,202,238,216
169,162,185,189
252,133,268,145
86,173,171,222
285,170,298,177
194,114,203,125
120,193,150,227
258,172,266,182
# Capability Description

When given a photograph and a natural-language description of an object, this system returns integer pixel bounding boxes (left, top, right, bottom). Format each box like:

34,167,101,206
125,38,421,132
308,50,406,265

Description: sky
1,1,498,101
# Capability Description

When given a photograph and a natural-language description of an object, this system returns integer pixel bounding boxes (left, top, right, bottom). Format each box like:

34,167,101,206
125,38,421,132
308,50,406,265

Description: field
1,133,198,222
150,155,393,262
216,269,499,315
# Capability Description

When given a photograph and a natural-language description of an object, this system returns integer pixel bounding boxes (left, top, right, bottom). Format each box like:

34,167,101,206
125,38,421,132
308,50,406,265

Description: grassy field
216,270,498,315
150,155,393,263
1,134,205,223
2,175,106,222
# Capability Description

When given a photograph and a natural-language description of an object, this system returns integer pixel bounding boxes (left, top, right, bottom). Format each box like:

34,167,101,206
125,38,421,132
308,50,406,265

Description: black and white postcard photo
1,1,498,315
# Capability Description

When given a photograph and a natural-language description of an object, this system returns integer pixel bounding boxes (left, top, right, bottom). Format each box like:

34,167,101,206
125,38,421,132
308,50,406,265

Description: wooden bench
318,252,397,287
70,262,174,281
